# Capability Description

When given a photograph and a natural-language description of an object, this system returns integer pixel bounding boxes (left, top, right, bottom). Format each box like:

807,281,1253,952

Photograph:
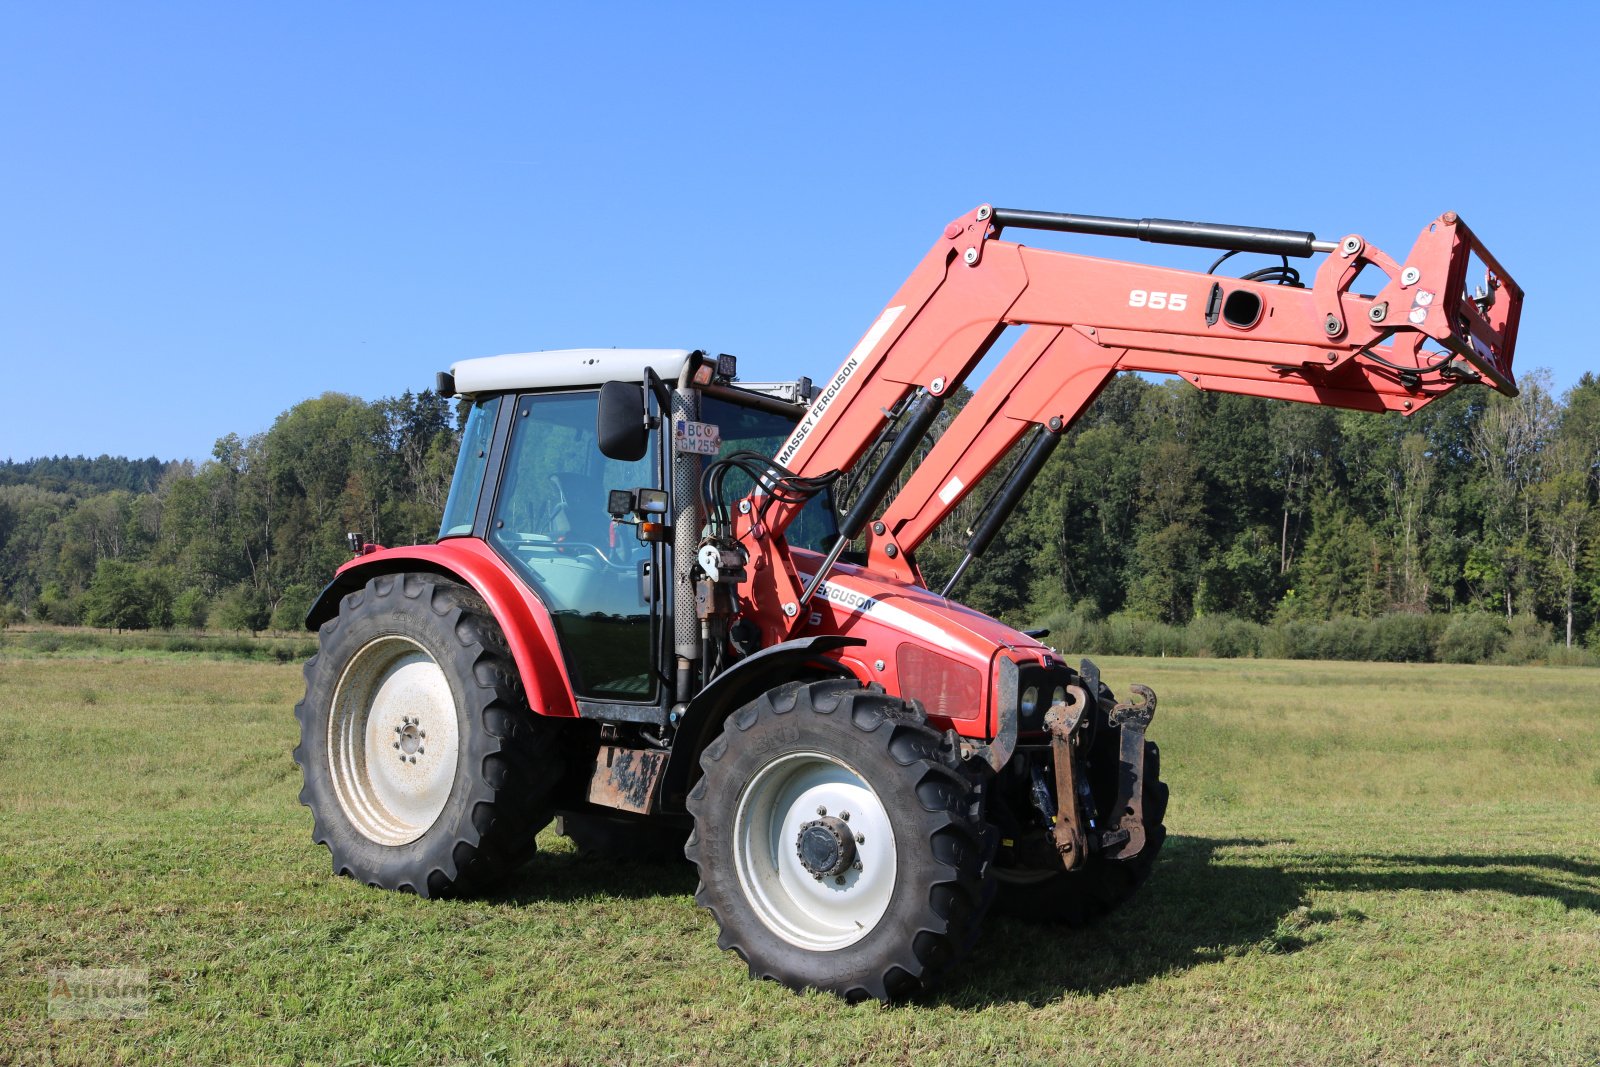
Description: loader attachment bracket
1105,684,1157,860
1043,684,1094,870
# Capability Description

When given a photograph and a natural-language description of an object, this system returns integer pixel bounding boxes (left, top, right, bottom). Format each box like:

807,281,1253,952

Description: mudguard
658,635,865,811
304,539,580,719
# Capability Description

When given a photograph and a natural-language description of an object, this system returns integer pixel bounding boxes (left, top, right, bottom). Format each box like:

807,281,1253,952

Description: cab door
485,389,661,702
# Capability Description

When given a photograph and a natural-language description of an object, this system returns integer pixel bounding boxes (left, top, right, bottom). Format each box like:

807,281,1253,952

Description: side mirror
597,381,648,461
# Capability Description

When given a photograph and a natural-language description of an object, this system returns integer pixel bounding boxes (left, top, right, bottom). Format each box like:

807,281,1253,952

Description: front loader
294,203,1521,1001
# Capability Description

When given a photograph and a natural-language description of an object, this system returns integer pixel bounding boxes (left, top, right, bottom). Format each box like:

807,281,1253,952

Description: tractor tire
685,678,993,1003
556,810,690,864
294,572,563,898
992,740,1168,925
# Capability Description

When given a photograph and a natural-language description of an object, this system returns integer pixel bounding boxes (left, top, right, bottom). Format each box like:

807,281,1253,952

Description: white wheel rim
327,636,461,845
732,750,897,950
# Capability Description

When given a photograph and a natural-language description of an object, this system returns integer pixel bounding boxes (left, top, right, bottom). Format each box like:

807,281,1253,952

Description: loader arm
733,203,1522,634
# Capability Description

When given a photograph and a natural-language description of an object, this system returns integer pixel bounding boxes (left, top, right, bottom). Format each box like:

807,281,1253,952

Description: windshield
700,393,839,553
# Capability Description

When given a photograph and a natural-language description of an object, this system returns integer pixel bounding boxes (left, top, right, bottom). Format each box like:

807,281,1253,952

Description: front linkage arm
733,203,1522,624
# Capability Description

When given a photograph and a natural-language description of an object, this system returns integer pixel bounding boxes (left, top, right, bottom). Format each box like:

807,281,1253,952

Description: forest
2,370,1597,664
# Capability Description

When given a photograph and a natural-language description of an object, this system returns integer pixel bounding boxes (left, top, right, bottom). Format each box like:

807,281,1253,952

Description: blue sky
2,2,1594,462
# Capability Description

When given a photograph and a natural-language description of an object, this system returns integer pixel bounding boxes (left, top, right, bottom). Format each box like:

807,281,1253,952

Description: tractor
295,204,1521,1001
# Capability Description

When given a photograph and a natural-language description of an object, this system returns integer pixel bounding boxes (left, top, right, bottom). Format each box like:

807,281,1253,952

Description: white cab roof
451,348,694,395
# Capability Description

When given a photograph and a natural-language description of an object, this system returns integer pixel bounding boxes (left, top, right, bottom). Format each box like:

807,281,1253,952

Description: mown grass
1,654,1597,1066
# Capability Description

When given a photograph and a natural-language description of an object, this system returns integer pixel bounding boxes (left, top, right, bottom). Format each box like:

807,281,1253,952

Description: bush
1370,613,1442,663
1438,612,1508,664
1016,606,1588,667
38,583,85,626
215,584,271,635
1545,643,1600,668
1499,614,1554,665
1188,614,1262,659
1313,617,1374,662
172,588,209,631
270,584,317,632
1261,619,1314,659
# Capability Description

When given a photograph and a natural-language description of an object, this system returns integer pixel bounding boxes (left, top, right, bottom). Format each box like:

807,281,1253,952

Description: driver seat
547,472,611,548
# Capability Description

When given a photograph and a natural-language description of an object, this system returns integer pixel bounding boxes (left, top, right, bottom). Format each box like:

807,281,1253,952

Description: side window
437,395,501,539
489,391,658,700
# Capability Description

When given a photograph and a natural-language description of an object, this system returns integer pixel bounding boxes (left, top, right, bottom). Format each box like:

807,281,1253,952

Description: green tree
84,560,171,631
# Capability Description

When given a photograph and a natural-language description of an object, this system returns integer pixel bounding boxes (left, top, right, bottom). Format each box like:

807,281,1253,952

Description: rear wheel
685,679,992,1002
294,573,564,897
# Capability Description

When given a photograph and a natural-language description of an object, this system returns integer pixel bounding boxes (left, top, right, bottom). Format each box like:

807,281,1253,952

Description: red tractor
295,204,1521,1001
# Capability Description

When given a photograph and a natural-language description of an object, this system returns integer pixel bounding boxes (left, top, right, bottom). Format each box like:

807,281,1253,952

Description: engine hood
796,560,1055,669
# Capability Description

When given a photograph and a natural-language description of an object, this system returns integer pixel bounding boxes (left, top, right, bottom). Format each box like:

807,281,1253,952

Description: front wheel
685,679,992,1002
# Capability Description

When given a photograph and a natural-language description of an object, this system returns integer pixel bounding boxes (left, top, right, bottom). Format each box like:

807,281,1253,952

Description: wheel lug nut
395,726,403,734
417,748,424,755
856,833,865,844
393,742,400,749
408,756,417,764
840,811,850,821
835,876,846,886
816,806,826,816
419,731,426,739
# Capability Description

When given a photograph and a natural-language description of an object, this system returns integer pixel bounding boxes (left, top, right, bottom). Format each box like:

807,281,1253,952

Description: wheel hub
396,718,424,756
795,815,857,879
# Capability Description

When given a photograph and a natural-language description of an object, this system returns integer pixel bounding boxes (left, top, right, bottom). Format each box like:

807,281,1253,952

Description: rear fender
305,539,579,719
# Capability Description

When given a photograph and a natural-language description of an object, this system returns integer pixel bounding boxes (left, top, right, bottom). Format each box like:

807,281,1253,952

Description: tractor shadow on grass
495,842,701,907
935,834,1307,1007
934,837,1600,1009
1286,850,1600,914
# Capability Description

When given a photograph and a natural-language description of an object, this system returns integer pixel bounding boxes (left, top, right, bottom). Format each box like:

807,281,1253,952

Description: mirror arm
643,367,672,424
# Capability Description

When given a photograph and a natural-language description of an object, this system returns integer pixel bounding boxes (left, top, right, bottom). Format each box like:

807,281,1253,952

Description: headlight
1051,686,1067,708
1019,686,1040,717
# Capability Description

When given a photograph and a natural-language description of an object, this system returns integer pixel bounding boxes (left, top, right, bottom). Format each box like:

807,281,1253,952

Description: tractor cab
433,348,831,706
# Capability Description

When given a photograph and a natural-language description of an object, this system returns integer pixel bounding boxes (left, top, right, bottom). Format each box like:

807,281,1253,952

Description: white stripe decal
937,476,964,505
774,305,906,468
811,578,985,661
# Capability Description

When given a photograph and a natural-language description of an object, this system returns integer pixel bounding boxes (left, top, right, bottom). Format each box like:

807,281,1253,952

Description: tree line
1,372,1597,658
0,390,457,633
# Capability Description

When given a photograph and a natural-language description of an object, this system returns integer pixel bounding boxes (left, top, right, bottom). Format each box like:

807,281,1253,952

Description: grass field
2,649,1598,1066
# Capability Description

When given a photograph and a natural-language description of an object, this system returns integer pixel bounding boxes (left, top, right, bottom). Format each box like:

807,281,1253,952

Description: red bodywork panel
787,548,1051,740
328,538,580,720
